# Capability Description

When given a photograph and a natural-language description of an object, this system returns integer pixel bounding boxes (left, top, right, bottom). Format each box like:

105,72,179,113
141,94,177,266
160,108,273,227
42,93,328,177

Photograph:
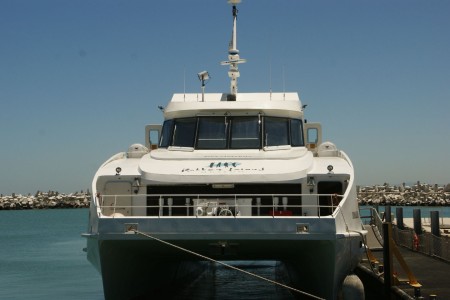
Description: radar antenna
221,0,246,99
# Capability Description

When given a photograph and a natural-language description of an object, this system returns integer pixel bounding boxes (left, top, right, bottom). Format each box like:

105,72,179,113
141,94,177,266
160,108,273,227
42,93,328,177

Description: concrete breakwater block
0,191,90,210
358,181,450,206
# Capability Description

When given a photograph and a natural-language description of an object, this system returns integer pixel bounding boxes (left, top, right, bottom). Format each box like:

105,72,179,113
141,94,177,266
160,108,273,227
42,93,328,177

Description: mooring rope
132,230,325,300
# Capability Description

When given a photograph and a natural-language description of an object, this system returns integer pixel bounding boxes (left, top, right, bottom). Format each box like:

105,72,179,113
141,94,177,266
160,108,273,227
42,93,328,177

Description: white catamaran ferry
83,1,367,299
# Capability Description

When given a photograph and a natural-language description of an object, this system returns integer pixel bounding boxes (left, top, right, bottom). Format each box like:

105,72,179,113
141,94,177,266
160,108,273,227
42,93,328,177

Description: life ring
413,233,419,251
219,208,233,216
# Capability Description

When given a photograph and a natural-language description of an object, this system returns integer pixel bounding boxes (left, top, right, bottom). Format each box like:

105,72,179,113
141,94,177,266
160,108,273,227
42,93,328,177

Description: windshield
197,117,227,149
159,119,174,148
159,116,303,150
290,119,304,147
172,118,197,147
230,117,260,149
264,117,289,147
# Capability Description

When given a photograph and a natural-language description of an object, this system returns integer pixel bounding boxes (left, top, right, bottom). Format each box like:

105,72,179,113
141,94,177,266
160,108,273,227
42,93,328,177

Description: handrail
97,193,345,197
95,193,345,218
95,193,345,200
359,207,384,241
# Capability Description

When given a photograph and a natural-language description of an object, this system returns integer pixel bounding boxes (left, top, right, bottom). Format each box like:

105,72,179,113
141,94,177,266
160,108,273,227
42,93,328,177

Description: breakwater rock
0,191,90,210
1,181,450,210
358,182,450,206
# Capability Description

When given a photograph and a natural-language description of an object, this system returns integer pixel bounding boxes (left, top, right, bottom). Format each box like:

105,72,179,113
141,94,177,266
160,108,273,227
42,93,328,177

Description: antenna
269,61,272,100
268,33,273,100
282,65,286,100
221,0,246,99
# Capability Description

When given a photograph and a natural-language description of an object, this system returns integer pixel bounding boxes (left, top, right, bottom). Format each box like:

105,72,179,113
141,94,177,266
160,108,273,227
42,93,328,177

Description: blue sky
1,0,449,195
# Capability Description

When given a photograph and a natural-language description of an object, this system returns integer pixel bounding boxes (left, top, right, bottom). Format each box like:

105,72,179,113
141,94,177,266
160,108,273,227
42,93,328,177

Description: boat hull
86,232,362,300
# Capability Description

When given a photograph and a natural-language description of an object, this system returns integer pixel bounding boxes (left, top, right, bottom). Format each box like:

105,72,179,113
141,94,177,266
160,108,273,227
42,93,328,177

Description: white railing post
273,196,279,212
316,194,320,217
196,195,200,218
113,195,117,215
282,197,288,211
159,196,164,217
256,197,261,216
234,194,237,217
167,197,173,216
185,198,190,216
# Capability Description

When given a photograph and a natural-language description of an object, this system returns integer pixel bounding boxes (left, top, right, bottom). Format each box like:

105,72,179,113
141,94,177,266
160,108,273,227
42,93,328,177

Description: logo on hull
181,162,264,173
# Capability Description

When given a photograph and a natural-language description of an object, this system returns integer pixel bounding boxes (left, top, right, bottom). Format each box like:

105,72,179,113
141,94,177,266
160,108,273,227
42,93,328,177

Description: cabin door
304,123,322,151
318,181,342,216
102,182,132,216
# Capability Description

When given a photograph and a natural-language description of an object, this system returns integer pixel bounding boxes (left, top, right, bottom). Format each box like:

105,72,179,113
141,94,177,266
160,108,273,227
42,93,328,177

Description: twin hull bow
86,217,363,299
84,103,365,299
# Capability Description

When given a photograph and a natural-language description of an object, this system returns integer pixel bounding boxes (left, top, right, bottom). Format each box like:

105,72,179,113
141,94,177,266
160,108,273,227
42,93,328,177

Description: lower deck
97,182,346,218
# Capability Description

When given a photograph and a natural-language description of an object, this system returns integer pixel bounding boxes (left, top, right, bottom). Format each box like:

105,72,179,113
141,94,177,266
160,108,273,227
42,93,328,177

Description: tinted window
290,119,304,147
264,117,289,146
159,119,174,148
197,117,227,149
172,118,197,147
230,117,260,149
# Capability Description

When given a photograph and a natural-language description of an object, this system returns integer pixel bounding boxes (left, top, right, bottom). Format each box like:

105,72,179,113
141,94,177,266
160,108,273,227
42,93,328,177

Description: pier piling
413,209,422,235
430,211,440,237
396,207,404,230
385,205,392,222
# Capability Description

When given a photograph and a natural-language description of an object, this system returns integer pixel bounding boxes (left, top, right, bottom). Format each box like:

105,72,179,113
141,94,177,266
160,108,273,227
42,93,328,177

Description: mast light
198,71,210,102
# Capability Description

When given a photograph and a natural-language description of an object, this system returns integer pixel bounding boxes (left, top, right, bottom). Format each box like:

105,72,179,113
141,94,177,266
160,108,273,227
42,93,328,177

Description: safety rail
94,193,345,218
360,207,384,228
360,207,384,246
393,225,450,263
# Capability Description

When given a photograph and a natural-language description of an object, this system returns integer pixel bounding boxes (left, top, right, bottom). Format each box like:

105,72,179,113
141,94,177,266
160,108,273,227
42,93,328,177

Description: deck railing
359,207,450,262
393,226,450,262
94,193,345,218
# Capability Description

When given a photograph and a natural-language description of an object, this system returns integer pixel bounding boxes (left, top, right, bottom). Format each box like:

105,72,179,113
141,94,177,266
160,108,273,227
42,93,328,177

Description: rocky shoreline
0,191,90,210
358,182,450,206
1,181,450,210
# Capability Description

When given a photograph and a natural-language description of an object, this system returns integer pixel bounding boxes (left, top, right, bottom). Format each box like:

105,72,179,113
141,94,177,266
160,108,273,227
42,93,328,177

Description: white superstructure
83,2,366,299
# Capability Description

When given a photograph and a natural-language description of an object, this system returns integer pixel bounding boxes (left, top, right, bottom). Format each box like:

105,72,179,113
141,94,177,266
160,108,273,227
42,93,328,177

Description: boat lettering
181,162,264,173
209,162,240,168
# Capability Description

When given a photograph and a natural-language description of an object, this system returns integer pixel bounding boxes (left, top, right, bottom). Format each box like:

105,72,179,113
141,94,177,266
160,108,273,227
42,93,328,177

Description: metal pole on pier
396,207,404,230
430,211,440,237
385,205,392,222
431,210,441,258
413,209,422,235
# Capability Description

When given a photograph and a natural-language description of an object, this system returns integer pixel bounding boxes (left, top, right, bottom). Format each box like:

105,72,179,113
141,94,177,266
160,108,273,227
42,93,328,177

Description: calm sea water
1,207,448,300
0,209,294,300
0,209,103,300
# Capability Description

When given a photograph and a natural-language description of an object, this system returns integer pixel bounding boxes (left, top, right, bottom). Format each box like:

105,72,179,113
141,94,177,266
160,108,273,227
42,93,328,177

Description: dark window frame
159,119,174,148
171,117,198,148
229,116,261,149
159,116,305,150
263,116,290,147
290,118,305,147
196,117,229,149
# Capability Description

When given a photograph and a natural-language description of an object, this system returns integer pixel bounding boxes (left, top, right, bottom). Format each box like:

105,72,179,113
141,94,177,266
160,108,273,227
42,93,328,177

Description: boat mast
221,0,246,100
